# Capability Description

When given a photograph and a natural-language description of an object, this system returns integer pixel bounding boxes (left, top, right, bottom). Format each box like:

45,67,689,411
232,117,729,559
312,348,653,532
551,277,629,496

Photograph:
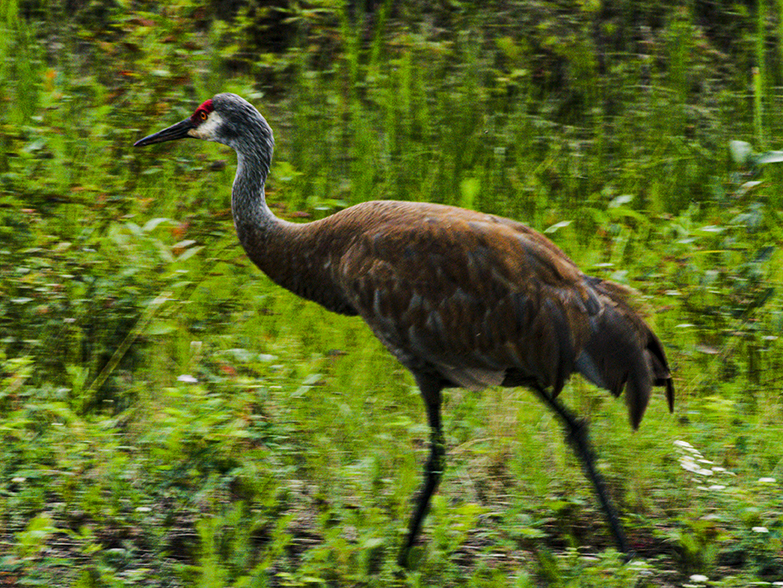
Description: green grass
2,1,783,586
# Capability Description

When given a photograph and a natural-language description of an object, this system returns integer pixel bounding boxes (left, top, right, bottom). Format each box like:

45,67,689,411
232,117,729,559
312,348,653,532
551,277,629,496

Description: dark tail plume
575,280,674,429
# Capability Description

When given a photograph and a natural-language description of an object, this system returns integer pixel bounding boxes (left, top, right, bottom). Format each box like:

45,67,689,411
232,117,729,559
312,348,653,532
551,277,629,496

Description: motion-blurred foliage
2,0,783,586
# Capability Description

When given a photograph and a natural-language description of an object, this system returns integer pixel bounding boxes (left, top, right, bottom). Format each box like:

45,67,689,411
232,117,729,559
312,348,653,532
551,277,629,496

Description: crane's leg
398,376,444,568
531,385,629,554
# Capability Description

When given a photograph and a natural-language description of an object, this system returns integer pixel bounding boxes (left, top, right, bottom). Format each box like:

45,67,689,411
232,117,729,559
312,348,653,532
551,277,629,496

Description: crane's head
134,93,274,155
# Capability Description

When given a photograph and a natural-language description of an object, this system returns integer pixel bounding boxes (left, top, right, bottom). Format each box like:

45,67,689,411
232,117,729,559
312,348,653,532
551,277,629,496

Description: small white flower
679,457,713,476
680,458,699,472
707,485,726,491
758,477,776,484
689,574,708,583
674,440,703,457
752,526,769,533
136,506,152,513
177,374,198,383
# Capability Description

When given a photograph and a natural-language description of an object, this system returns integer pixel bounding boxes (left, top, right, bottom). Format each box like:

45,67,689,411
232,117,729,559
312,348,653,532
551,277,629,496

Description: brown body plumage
135,94,674,567
249,199,673,427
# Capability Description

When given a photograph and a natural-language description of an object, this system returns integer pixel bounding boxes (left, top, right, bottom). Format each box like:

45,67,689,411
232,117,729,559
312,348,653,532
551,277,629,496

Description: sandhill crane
135,93,675,567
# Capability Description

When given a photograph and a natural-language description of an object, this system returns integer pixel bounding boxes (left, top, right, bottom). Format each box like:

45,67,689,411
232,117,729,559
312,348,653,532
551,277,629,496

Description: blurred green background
1,1,783,585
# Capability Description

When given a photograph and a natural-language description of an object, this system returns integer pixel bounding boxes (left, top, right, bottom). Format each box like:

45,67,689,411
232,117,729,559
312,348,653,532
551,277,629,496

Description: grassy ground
2,1,783,586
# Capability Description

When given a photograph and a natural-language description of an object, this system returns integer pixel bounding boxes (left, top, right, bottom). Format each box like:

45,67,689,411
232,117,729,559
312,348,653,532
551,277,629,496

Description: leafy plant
2,1,783,586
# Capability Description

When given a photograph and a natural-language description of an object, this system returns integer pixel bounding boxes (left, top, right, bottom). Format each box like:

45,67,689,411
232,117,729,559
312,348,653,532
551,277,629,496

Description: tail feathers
646,330,675,414
575,282,674,430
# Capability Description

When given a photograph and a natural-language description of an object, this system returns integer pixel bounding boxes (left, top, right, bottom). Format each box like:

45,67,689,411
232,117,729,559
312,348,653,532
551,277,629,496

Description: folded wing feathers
334,203,673,429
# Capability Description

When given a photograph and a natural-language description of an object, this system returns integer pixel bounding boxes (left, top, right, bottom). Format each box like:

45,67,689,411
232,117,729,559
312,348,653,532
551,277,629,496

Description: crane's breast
337,211,599,392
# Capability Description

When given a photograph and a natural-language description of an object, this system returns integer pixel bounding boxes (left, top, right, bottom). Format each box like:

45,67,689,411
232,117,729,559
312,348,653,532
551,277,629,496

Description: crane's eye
198,110,208,121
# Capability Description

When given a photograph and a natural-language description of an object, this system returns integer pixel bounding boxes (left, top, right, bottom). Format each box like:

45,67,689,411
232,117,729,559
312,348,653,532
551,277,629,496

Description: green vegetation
2,0,783,585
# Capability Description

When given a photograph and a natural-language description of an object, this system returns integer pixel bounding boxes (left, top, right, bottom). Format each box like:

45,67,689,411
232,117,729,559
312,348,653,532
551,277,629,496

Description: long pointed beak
134,118,195,147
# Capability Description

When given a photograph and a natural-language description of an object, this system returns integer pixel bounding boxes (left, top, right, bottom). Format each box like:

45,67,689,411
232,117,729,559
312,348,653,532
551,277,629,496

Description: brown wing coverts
329,201,673,428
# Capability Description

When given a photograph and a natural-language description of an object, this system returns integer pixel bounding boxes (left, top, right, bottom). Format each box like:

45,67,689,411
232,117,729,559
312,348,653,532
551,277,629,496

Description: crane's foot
397,376,445,569
531,385,630,554
397,545,412,570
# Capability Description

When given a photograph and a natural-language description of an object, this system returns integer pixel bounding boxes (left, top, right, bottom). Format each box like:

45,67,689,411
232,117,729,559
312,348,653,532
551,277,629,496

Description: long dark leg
531,385,629,554
398,376,444,568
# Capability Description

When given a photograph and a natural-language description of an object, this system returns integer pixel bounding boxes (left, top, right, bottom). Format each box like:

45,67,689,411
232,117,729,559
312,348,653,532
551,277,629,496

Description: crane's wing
337,203,672,428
